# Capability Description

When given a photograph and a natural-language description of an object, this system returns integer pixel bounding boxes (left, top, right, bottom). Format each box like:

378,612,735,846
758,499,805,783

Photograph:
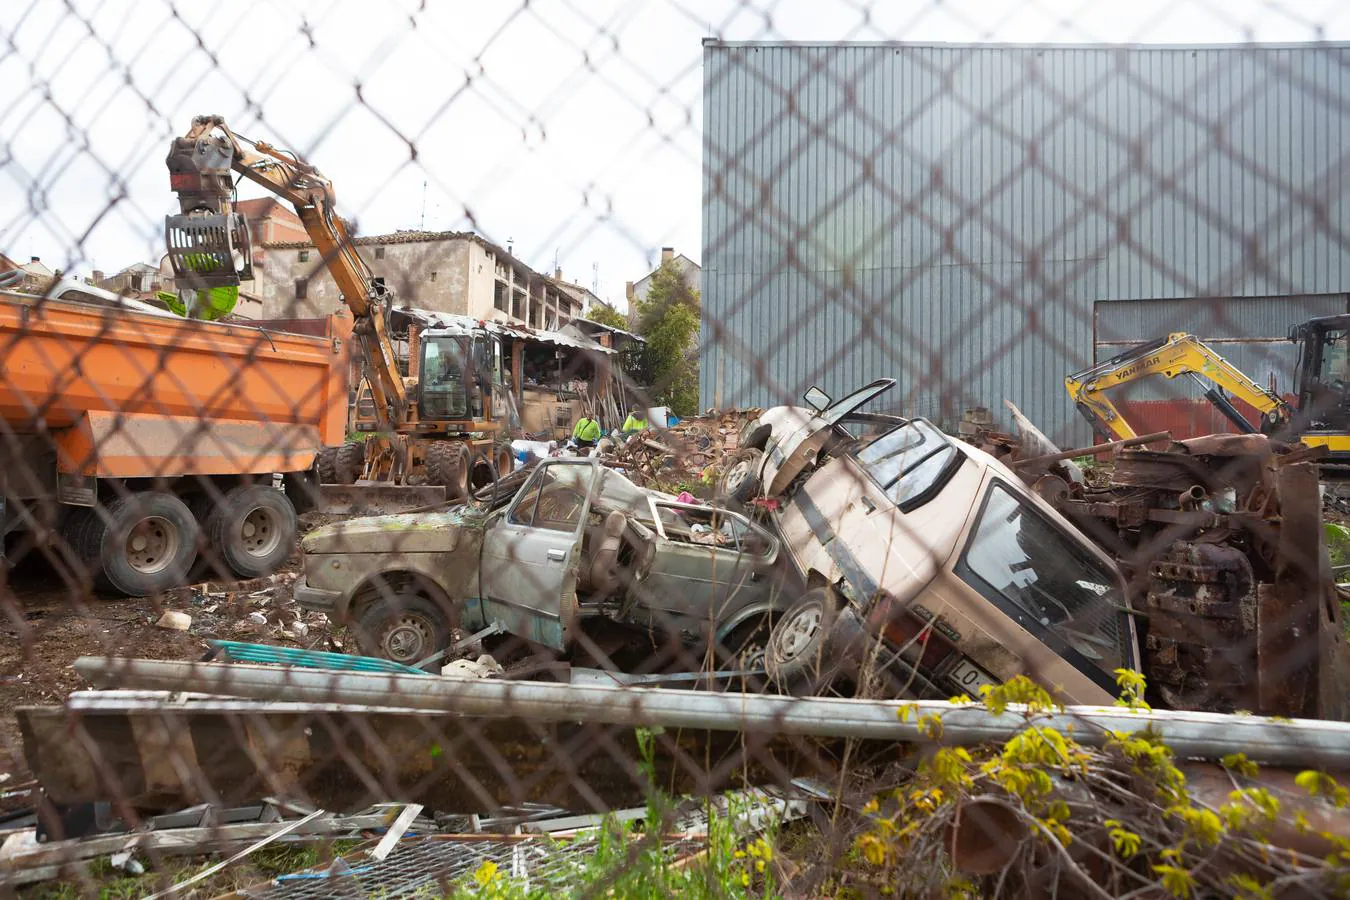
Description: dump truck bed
0,289,349,479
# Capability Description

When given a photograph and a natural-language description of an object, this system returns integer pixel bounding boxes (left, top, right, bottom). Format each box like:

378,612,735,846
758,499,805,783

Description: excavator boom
164,115,408,439
1065,332,1293,441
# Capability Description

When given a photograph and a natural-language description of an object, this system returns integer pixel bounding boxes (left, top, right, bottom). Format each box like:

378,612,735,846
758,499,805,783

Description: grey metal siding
701,41,1350,443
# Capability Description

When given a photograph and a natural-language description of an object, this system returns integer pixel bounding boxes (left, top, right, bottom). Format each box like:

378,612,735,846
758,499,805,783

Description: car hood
301,507,489,555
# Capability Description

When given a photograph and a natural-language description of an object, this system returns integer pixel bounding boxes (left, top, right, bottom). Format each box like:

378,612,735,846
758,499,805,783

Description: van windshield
854,419,961,511
957,484,1132,680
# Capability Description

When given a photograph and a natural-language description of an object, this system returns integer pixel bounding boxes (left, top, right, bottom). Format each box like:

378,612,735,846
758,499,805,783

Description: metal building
700,40,1350,443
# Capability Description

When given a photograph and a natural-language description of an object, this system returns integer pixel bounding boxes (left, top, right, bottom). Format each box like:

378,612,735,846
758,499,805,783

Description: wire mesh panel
3,1,1350,896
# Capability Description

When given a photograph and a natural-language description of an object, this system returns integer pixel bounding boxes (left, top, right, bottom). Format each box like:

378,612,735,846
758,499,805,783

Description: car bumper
294,576,346,619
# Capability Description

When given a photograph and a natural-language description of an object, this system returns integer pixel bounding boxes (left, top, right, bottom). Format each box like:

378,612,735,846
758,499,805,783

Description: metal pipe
1178,484,1208,510
73,658,1350,769
1012,431,1170,469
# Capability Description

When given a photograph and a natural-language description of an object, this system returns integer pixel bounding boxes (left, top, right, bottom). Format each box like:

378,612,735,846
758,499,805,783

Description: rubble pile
602,409,761,491
152,571,331,648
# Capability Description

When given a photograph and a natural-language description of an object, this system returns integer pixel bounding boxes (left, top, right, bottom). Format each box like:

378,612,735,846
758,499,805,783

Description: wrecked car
295,458,793,666
727,380,1140,706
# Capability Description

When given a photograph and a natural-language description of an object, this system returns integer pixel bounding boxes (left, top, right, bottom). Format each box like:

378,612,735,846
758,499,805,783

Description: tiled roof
261,229,477,249
234,197,303,223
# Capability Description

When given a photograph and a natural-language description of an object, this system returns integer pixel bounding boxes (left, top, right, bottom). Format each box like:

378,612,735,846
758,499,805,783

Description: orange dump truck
0,282,350,595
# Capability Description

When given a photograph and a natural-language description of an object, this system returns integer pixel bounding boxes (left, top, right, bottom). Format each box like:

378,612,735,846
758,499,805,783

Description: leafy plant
854,672,1350,898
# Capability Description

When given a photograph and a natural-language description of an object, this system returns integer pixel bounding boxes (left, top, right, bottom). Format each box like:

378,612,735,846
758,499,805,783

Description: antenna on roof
592,261,599,293
419,180,427,230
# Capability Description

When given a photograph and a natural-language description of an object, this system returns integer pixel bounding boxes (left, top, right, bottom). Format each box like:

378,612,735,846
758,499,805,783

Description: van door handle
547,548,567,562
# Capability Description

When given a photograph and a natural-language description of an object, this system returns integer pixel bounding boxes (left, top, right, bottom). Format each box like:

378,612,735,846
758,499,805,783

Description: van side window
855,419,961,511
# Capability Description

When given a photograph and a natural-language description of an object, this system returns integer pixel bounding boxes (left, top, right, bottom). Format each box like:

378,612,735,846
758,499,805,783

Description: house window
295,278,307,300
494,281,507,311
298,250,310,263
431,271,438,282
375,246,386,260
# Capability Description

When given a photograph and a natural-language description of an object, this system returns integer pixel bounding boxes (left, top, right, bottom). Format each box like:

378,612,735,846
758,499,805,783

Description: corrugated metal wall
700,41,1350,443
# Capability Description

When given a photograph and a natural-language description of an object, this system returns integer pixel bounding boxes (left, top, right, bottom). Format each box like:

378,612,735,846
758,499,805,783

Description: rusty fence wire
3,0,1350,896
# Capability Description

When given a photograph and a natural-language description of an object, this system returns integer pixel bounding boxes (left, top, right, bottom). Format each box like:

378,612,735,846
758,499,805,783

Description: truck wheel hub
239,507,281,557
126,517,178,574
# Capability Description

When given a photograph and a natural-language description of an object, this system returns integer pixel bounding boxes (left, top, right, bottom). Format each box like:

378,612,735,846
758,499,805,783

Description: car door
630,502,779,644
479,459,597,650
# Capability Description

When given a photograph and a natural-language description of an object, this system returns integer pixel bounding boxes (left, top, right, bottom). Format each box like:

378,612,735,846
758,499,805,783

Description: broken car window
855,419,961,511
957,484,1130,677
510,464,594,532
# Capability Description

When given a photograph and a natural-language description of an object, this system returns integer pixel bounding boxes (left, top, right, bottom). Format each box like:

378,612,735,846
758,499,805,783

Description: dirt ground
0,523,337,789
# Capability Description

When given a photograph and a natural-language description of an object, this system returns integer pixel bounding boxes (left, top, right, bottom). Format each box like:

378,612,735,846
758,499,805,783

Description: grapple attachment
165,211,253,289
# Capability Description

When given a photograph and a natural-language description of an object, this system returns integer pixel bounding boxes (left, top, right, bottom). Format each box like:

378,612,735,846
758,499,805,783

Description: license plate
947,658,997,694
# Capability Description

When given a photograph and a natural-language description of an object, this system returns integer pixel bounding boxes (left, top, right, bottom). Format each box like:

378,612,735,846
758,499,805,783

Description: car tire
718,447,764,505
334,441,365,485
765,587,840,694
354,593,450,665
67,492,199,597
206,485,298,579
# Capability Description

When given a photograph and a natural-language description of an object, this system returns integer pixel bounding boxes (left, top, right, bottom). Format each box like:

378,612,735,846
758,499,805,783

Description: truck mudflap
316,483,448,516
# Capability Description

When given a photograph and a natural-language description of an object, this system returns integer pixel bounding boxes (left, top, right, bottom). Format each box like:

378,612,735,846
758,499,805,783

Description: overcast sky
2,0,1347,308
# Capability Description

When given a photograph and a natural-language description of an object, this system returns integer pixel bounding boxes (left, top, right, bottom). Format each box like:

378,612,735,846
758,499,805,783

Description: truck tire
427,442,471,501
354,593,450,665
494,442,515,477
68,492,199,597
316,447,338,484
334,441,365,485
206,485,298,579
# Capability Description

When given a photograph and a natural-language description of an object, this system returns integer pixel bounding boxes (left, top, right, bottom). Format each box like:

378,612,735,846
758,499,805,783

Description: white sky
2,0,1347,308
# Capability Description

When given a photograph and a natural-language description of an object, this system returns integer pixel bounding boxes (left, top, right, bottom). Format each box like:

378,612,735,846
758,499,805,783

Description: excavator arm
164,115,407,438
1065,332,1293,441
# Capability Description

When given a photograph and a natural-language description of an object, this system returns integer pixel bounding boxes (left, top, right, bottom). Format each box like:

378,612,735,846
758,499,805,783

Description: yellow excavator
1065,317,1350,471
164,115,514,509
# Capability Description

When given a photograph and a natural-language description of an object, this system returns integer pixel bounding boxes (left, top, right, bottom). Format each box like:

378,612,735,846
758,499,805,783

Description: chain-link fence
3,1,1350,896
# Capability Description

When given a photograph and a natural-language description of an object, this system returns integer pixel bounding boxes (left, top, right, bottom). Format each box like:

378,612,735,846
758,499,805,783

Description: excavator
164,115,513,508
1065,317,1350,472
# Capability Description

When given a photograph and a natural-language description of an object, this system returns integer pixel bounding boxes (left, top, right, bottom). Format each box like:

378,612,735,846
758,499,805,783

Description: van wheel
68,492,199,597
207,485,298,579
354,594,450,665
765,587,839,693
427,442,471,501
334,441,365,485
718,448,763,504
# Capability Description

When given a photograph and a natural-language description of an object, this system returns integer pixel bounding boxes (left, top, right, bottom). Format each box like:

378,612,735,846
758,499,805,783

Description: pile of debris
602,409,761,491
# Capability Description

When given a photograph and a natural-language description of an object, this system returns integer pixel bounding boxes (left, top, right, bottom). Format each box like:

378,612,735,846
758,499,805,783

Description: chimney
92,270,104,282
660,247,674,265
30,256,39,263
554,267,562,280
625,281,635,301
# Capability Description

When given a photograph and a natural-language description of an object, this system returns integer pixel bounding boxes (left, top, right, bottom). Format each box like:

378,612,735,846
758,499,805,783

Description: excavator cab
417,328,503,423
1293,315,1350,432
164,128,253,290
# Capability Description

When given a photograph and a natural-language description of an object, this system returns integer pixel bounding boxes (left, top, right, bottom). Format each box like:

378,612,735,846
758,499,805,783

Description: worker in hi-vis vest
621,406,649,434
572,413,602,448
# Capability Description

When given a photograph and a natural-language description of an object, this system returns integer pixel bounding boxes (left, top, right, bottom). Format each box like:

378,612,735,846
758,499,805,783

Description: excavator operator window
1310,328,1350,429
420,336,470,420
